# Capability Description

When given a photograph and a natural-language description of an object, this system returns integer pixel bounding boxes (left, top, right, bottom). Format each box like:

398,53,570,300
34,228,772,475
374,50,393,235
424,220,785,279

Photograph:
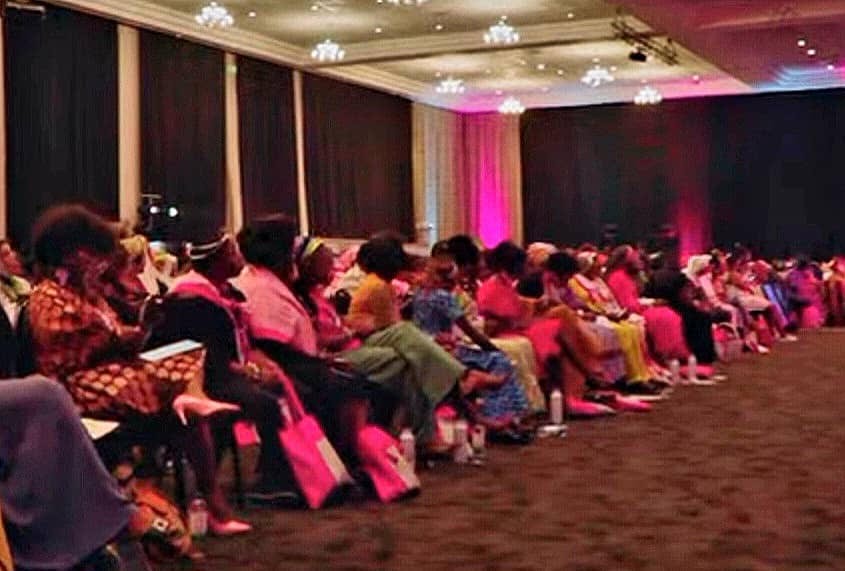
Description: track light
629,49,648,63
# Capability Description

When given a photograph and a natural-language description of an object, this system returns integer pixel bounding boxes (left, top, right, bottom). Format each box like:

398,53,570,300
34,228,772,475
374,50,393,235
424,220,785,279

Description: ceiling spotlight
567,12,575,19
556,69,564,76
434,23,444,31
807,48,817,56
195,2,234,28
435,77,466,94
374,27,383,33
167,206,180,219
536,63,546,70
634,85,662,105
797,38,807,47
311,39,345,62
498,96,525,115
629,49,647,63
581,64,615,88
248,11,256,17
484,17,520,45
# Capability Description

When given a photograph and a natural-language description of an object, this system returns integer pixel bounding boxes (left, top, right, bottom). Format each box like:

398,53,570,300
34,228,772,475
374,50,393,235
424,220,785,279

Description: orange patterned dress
28,280,202,420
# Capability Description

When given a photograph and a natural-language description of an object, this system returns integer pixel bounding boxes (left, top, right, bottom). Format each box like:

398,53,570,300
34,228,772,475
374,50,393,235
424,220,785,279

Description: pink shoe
608,395,652,413
172,394,241,425
208,516,252,536
566,399,616,418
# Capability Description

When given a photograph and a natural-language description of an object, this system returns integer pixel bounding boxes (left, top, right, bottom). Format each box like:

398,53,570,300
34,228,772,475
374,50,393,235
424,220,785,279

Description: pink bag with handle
276,372,353,509
356,425,421,503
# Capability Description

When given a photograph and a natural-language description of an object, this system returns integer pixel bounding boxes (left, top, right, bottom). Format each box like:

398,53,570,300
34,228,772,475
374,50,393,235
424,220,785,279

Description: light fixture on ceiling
797,38,807,47
498,96,525,115
434,23,444,31
385,0,428,5
374,27,383,33
692,74,701,83
634,85,662,105
435,77,466,94
807,48,817,57
195,2,234,28
827,63,836,71
613,13,678,66
247,11,256,18
629,48,647,63
580,65,615,88
311,39,345,62
536,63,546,70
567,12,575,19
484,17,520,45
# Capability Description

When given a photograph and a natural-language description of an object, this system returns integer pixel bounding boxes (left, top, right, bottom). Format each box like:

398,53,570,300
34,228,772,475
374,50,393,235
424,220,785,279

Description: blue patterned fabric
412,289,465,335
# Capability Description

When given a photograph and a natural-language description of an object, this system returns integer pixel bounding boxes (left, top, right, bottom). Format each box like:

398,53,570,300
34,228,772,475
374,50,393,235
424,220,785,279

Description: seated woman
568,252,667,396
826,256,845,326
684,254,745,335
605,245,646,315
26,206,245,535
149,232,307,507
788,257,826,329
725,249,785,350
411,245,532,432
543,252,627,386
0,377,147,570
477,242,615,418
345,236,504,441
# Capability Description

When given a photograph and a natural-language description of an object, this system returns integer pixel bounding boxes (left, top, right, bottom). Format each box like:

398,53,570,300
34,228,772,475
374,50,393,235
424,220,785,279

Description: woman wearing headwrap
568,251,667,396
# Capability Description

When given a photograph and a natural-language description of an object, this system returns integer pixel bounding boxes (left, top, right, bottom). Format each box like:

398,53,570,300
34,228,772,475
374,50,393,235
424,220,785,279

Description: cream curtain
412,103,523,247
0,13,7,239
224,52,244,233
117,25,141,226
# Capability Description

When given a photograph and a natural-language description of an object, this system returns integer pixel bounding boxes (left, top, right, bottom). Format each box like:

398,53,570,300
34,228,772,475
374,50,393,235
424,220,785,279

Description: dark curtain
140,30,225,242
4,6,118,249
303,74,413,238
236,56,298,223
522,88,845,258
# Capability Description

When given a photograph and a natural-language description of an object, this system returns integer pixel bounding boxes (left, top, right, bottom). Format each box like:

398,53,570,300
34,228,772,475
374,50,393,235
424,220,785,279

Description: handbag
356,425,420,503
276,371,354,509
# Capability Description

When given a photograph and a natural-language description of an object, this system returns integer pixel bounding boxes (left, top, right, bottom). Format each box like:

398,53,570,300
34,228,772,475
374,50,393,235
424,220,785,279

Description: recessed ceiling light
827,64,836,71
310,4,319,11
435,71,442,78
692,74,701,82
434,23,444,31
610,66,617,72
797,38,807,47
375,27,383,33
556,69,564,76
807,48,817,56
485,69,492,74
536,63,546,70
592,57,600,64
495,89,503,95
248,11,256,17
567,12,575,19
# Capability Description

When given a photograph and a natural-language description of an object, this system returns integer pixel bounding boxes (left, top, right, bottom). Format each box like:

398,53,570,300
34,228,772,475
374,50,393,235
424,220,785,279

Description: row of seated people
0,205,834,569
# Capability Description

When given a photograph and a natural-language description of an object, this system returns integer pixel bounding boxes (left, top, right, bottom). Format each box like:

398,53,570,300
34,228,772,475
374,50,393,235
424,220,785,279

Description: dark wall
140,30,225,242
521,88,845,258
303,74,413,239
237,56,298,223
4,6,118,248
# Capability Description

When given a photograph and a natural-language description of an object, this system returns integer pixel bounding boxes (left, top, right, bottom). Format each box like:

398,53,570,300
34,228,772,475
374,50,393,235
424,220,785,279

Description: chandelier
195,2,234,29
484,17,520,45
498,96,525,115
634,85,663,105
384,0,428,5
580,65,615,88
311,39,346,62
435,77,466,94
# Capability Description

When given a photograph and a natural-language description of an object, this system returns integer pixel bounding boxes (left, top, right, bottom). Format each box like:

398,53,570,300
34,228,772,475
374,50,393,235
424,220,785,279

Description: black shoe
489,427,535,446
614,380,665,397
246,480,305,508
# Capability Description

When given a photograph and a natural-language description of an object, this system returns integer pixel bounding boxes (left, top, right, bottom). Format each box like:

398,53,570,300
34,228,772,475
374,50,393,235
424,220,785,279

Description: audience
5,201,843,569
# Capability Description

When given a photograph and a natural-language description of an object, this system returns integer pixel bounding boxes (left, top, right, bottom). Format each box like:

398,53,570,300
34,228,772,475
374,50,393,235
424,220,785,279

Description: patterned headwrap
294,235,325,265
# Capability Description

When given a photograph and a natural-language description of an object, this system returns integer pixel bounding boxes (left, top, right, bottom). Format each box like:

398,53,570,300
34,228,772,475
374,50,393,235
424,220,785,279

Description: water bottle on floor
550,389,564,425
399,428,416,471
453,420,470,464
687,355,698,383
187,497,208,538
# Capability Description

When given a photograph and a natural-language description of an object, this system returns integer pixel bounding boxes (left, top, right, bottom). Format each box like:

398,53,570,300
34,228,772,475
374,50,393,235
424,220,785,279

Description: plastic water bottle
399,428,416,470
669,359,680,384
453,420,470,464
187,498,208,538
471,425,487,457
687,355,698,383
550,389,564,425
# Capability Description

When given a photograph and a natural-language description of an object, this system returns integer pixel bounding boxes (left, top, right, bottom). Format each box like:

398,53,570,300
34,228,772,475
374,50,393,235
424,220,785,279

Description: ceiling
51,0,845,111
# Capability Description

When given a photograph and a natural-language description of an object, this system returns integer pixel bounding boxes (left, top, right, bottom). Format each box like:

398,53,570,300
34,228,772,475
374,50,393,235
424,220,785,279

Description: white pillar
224,52,244,233
292,70,309,236
117,25,141,226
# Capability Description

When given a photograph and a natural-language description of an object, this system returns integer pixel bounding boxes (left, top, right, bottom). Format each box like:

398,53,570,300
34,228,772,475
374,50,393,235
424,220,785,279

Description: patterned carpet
169,331,845,571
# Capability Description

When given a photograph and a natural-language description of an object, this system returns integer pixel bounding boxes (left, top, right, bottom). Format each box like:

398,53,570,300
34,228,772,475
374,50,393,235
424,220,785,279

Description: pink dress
606,269,643,314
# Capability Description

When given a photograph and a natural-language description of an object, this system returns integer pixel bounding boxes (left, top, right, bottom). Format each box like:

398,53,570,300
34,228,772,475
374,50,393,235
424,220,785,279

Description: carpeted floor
173,331,845,571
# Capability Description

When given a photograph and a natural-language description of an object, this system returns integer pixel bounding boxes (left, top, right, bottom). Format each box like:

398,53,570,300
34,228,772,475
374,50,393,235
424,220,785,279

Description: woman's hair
605,245,635,274
31,204,118,269
545,251,579,277
446,235,480,268
237,214,298,270
486,241,527,276
357,237,408,279
430,240,452,258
